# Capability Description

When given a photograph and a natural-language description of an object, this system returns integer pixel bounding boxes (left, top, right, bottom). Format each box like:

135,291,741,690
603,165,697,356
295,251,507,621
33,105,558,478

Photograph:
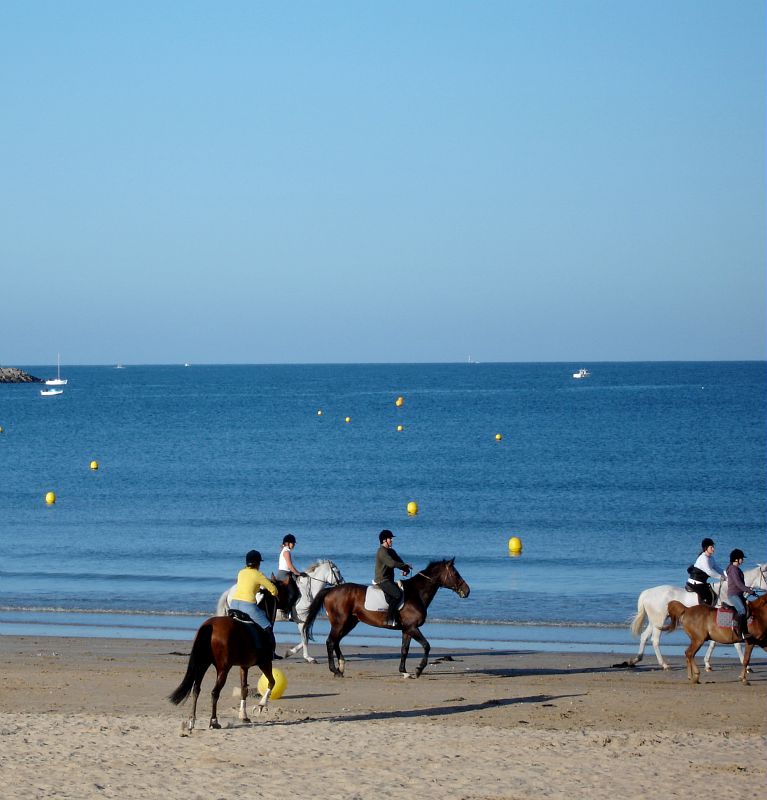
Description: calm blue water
0,362,764,653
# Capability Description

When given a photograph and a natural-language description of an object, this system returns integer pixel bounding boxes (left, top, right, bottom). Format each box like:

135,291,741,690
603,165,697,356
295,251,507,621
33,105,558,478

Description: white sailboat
40,387,64,396
45,354,68,386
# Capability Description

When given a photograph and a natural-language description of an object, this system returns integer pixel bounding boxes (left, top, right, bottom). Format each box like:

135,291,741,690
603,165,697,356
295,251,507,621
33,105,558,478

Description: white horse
628,563,767,671
216,559,344,664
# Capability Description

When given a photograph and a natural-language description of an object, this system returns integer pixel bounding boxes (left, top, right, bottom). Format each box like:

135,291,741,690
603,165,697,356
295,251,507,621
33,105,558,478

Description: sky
1,1,764,365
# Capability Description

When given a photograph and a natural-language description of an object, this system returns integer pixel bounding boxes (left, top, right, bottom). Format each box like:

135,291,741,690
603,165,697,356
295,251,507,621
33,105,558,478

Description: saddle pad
364,584,405,613
715,608,734,628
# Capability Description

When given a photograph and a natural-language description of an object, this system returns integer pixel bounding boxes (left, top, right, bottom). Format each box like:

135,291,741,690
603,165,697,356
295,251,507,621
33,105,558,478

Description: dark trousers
378,580,403,621
686,582,714,606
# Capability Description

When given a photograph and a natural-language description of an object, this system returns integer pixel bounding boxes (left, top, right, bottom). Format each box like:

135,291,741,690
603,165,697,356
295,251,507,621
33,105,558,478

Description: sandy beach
0,635,764,799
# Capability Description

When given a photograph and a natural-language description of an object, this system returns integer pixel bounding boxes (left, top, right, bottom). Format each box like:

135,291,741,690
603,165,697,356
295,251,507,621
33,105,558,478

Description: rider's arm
696,554,725,580
283,549,300,575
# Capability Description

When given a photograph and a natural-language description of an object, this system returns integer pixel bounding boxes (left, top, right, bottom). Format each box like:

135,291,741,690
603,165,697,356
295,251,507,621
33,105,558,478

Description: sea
1,362,764,658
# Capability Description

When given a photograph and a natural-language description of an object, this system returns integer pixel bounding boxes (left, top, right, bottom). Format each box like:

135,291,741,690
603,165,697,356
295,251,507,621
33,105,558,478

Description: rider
686,538,725,606
229,550,280,654
275,533,307,581
725,549,757,640
374,529,412,627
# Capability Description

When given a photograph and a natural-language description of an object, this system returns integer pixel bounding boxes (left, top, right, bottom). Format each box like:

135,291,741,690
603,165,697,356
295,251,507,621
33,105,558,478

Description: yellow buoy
90,460,99,470
508,536,523,554
396,424,404,432
495,433,502,441
407,500,418,516
257,668,287,699
395,396,404,407
345,416,351,423
45,491,56,505
317,409,323,416
0,426,4,433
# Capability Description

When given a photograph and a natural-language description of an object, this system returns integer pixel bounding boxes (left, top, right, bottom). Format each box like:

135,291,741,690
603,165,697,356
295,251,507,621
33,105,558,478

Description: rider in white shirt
686,537,725,606
275,533,306,580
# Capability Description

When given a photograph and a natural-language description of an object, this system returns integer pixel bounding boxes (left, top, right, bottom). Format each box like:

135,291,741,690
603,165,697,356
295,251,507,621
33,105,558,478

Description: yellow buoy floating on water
0,425,4,433
396,424,404,432
407,500,419,516
317,409,323,416
395,396,404,407
508,536,523,555
45,491,56,505
257,668,287,699
495,433,502,441
90,460,99,470
345,416,351,423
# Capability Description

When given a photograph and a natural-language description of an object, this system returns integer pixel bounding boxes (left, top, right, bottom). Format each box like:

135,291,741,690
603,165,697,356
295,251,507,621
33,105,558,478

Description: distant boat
45,354,68,386
40,387,64,396
115,363,125,369
573,368,591,379
184,362,191,367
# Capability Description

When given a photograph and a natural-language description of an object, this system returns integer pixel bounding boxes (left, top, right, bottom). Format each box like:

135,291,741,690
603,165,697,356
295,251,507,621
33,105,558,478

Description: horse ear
448,557,455,566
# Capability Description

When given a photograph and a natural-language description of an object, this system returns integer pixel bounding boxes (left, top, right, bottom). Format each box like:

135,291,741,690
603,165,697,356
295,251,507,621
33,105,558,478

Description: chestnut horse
303,558,470,678
664,594,767,685
169,596,278,731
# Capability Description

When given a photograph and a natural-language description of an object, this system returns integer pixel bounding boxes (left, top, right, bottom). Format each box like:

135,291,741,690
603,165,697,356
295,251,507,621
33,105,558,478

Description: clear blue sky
1,1,764,364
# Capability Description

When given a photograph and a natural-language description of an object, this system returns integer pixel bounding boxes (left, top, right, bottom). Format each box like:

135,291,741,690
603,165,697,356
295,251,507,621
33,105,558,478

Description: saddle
364,583,405,613
228,608,256,625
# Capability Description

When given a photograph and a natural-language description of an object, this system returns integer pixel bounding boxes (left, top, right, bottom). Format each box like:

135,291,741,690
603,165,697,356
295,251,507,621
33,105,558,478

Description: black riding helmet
379,529,394,544
730,548,745,562
701,537,715,551
283,534,296,545
245,549,262,567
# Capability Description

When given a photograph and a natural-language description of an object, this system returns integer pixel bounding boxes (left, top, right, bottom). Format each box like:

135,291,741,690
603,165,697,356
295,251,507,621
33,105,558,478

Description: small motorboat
572,368,591,379
40,387,64,396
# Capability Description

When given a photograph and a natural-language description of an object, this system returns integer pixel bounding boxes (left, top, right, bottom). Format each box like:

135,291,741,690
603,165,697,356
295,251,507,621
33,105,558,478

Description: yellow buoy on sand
90,460,99,470
395,396,404,407
407,500,418,516
495,433,502,441
508,536,523,554
45,491,56,505
258,668,287,699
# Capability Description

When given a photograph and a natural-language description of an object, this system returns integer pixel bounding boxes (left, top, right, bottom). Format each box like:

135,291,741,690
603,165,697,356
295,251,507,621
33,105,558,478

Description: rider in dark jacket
374,530,412,627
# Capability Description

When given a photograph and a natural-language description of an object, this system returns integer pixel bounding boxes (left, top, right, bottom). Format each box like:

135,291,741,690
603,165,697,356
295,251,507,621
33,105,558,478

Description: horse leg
209,666,231,728
703,640,716,672
404,628,430,678
628,621,650,666
293,622,317,664
255,662,275,714
326,617,358,677
238,667,251,723
739,641,754,685
188,678,202,732
685,641,702,684
650,625,670,670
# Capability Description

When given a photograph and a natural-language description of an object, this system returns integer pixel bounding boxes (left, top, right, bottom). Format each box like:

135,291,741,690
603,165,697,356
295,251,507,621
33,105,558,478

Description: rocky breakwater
0,367,42,383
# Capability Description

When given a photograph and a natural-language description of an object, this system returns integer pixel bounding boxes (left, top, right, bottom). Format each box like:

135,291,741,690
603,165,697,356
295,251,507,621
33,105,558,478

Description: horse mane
305,559,330,572
421,558,455,573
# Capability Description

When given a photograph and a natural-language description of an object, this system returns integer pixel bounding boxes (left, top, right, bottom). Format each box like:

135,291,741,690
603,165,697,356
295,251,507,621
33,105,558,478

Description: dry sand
0,635,765,799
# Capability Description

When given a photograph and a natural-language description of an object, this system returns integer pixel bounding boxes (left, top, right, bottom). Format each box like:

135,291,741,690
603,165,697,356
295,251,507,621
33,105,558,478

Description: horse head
429,558,470,599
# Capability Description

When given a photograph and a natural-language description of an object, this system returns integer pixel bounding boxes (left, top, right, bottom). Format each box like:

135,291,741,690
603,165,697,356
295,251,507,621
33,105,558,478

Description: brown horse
303,558,470,678
664,595,767,684
169,598,277,731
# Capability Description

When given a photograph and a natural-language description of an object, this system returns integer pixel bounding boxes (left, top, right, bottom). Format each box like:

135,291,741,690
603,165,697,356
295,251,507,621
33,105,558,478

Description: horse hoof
401,672,414,679
662,664,671,671
209,719,221,729
704,665,713,672
305,657,318,664
241,716,252,724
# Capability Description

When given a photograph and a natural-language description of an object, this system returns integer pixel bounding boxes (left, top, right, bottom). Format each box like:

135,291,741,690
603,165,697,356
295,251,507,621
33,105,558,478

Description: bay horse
663,593,767,685
169,595,278,731
303,558,470,678
216,560,344,663
628,563,766,671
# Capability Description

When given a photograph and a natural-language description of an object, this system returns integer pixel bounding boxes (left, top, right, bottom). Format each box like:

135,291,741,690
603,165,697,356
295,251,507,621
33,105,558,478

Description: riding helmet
245,549,262,566
379,529,394,544
700,537,715,551
283,534,296,545
730,548,745,562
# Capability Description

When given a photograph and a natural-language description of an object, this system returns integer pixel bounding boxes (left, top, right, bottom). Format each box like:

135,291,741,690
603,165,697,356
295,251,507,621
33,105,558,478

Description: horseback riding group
170,530,765,729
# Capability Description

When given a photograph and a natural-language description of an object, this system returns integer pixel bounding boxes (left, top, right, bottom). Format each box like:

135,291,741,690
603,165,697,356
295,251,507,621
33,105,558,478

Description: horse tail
661,600,686,633
169,621,213,705
303,586,333,642
630,591,648,637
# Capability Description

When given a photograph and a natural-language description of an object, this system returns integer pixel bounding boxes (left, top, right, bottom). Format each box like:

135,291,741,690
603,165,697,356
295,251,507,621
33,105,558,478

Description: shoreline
1,635,766,800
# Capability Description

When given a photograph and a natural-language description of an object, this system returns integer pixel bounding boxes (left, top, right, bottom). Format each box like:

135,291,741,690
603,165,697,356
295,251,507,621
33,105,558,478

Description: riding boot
267,626,282,659
737,614,748,640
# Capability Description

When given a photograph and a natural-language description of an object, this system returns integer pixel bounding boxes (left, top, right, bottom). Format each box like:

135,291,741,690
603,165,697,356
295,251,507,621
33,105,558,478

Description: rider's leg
379,581,402,626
